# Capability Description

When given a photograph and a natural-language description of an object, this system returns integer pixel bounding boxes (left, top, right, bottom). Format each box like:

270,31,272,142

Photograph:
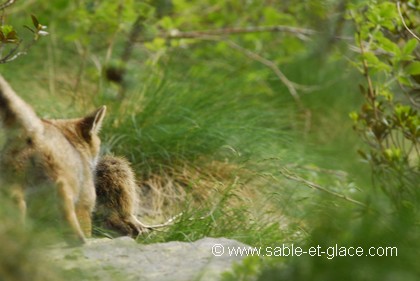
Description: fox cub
0,75,106,245
94,155,149,237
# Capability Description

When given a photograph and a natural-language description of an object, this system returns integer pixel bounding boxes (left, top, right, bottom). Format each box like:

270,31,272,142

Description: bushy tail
0,75,43,134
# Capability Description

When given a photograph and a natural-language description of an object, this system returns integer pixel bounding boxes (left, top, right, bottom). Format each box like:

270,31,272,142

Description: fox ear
80,105,106,139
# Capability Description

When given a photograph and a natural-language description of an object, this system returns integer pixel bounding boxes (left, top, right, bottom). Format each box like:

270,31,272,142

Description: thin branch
137,212,184,232
0,40,23,64
357,32,376,105
285,163,349,179
0,14,47,64
280,168,367,208
225,39,303,105
0,0,16,10
348,10,375,103
327,0,348,47
397,1,420,41
0,50,26,63
0,9,5,57
122,15,146,62
404,89,420,108
181,35,313,107
104,0,124,65
211,38,313,133
137,25,316,43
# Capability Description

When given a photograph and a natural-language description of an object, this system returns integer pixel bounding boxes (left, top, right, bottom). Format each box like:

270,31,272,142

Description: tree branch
225,39,303,105
280,168,367,208
397,1,420,41
137,25,316,43
0,41,24,64
0,0,16,10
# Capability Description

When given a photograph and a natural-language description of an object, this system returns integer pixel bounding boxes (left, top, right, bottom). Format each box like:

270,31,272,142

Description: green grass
91,48,370,248
100,49,299,173
3,2,417,281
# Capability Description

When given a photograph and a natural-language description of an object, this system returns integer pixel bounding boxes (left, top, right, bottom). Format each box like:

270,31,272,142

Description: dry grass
135,160,290,234
137,160,241,219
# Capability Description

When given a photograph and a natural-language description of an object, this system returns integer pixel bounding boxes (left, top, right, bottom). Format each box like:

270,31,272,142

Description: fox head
79,106,107,165
45,106,107,169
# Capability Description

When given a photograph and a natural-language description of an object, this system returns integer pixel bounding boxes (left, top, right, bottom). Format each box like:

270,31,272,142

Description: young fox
0,75,106,245
94,155,149,237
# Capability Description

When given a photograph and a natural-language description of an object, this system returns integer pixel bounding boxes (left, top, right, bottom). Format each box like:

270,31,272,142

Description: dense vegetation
0,0,418,280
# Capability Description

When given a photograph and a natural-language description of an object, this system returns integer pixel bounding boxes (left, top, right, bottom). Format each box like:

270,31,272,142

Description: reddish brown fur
94,155,149,237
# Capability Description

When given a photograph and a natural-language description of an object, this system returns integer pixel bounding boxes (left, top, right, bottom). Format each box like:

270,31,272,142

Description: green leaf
402,39,418,56
375,33,399,54
398,75,411,86
405,61,420,75
363,52,391,72
357,149,368,161
0,25,14,35
31,15,40,29
5,30,18,43
0,25,19,43
144,37,166,51
263,7,282,25
378,89,393,101
158,16,175,30
349,111,359,122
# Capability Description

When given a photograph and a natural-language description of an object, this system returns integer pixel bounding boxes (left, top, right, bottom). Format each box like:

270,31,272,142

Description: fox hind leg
76,204,93,238
105,213,138,237
56,177,86,245
10,184,27,224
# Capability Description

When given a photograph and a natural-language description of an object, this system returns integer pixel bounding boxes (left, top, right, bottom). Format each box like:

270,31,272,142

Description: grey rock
46,237,250,281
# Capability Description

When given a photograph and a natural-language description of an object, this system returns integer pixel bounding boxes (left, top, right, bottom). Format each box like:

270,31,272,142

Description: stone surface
46,237,250,281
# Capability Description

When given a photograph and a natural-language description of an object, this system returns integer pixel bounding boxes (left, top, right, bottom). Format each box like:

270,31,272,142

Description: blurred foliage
0,197,65,281
348,0,420,210
1,0,419,280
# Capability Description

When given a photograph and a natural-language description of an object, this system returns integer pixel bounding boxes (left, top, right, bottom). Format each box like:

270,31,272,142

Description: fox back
0,75,106,244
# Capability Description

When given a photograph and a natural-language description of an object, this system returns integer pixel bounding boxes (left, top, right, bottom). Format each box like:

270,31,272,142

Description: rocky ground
46,237,250,281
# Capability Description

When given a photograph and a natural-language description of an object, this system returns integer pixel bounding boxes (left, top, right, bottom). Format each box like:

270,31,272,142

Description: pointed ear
80,105,106,139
